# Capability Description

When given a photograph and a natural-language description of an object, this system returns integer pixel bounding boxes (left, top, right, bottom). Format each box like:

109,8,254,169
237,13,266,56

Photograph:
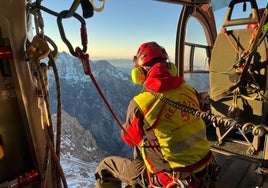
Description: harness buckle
170,171,189,188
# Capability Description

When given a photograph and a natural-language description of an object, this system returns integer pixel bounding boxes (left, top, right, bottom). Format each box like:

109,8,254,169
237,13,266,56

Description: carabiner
57,10,88,57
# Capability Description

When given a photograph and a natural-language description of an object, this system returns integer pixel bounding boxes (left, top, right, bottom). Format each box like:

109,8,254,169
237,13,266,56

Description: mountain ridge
49,52,141,157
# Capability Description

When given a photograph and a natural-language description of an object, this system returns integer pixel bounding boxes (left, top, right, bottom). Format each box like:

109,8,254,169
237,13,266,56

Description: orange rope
246,26,259,54
221,27,241,54
221,26,259,56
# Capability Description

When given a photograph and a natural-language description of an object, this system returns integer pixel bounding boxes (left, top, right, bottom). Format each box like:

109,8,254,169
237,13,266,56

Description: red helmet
133,42,169,67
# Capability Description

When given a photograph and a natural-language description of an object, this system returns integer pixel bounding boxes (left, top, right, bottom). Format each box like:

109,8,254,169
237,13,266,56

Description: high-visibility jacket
134,83,211,173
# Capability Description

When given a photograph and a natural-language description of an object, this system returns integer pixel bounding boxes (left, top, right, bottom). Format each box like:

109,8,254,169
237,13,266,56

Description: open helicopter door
0,1,55,187
209,0,268,155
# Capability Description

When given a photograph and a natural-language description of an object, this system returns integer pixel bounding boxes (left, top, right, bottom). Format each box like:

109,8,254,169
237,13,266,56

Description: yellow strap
241,93,258,101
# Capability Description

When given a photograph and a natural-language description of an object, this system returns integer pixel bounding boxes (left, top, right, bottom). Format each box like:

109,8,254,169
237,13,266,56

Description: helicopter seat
209,0,268,155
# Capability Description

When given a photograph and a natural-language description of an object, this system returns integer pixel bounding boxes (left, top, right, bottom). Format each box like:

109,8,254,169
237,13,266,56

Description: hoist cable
149,89,243,130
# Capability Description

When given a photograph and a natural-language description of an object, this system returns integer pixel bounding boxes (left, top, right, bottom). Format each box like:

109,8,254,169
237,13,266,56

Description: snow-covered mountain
53,110,108,162
49,52,141,157
52,111,106,187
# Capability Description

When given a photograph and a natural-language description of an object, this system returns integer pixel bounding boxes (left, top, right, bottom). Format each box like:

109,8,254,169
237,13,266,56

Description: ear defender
166,62,177,76
131,67,146,84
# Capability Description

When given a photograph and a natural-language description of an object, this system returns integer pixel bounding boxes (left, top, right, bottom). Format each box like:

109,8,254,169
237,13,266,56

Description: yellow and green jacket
121,62,211,173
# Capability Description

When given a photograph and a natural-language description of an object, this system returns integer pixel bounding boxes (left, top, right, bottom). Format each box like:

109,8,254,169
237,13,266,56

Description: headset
131,62,177,84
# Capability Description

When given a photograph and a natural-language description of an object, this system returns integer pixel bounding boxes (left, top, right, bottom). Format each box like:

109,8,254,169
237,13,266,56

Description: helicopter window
184,17,209,73
183,17,210,92
184,42,209,72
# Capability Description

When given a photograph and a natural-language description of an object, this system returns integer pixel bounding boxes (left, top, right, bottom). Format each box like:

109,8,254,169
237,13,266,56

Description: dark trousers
94,156,148,188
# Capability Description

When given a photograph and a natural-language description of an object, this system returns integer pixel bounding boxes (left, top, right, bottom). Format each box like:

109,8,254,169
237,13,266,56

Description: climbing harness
147,151,220,188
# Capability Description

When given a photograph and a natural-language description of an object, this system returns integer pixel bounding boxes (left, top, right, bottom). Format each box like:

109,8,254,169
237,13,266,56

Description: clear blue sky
41,0,266,60
42,0,181,60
